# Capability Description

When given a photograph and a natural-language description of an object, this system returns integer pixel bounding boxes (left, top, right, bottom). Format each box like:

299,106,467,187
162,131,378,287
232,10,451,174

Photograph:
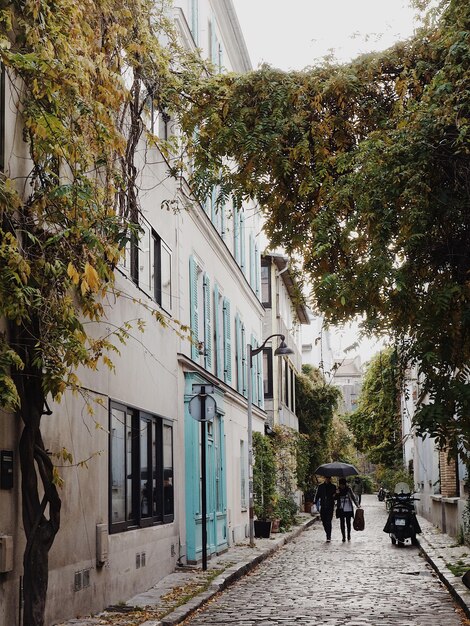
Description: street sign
189,395,216,422
192,384,215,395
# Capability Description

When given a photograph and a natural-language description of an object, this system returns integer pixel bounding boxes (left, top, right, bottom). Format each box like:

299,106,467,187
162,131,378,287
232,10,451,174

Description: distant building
301,312,335,381
331,355,363,414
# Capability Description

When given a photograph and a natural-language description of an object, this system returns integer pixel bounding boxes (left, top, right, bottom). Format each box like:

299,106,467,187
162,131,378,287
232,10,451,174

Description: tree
295,365,341,484
0,2,200,624
348,348,403,467
183,0,470,458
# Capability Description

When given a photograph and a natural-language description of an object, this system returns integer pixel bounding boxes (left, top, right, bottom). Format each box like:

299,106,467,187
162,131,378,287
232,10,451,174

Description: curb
158,515,318,626
418,533,470,619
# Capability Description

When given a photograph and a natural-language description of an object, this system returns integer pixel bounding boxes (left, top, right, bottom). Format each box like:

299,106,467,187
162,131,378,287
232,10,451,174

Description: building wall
402,367,468,540
0,1,264,624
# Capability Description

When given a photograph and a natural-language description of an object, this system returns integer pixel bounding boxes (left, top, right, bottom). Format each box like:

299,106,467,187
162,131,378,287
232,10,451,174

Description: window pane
139,221,153,296
261,264,270,305
140,418,151,518
126,418,134,522
111,408,126,523
163,425,174,516
161,244,172,311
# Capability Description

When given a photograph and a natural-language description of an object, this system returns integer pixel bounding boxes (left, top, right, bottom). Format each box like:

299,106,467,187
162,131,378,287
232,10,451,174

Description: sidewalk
54,509,470,626
417,513,470,619
53,513,318,626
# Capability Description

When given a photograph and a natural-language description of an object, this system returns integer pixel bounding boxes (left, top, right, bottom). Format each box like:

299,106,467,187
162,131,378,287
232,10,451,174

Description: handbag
353,507,365,531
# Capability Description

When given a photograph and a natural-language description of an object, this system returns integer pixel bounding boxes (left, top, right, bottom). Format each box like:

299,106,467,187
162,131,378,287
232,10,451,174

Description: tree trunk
11,320,61,626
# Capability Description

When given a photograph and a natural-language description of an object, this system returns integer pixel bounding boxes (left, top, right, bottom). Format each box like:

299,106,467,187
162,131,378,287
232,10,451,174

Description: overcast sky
232,0,421,70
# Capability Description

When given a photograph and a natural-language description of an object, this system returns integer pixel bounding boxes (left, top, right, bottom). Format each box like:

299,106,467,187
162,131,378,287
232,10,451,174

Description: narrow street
184,495,466,626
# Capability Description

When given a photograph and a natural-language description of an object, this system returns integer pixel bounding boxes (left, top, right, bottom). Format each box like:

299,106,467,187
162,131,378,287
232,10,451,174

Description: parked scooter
383,482,421,546
377,486,386,502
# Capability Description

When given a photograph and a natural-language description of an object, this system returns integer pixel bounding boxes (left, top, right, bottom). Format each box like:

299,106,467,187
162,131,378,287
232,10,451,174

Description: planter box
254,520,272,538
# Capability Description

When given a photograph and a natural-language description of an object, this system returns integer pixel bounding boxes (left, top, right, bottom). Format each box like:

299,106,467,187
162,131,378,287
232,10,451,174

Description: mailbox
0,450,14,489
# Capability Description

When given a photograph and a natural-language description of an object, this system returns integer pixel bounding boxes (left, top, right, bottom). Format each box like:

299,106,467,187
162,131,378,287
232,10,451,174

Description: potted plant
253,432,277,538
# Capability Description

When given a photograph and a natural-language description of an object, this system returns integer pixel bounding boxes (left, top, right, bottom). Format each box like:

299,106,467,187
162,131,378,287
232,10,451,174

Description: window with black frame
123,219,172,312
263,348,273,398
109,402,174,533
260,258,271,308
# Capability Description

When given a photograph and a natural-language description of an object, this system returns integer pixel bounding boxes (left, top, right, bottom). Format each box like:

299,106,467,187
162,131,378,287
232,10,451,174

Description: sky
231,1,420,361
232,0,422,70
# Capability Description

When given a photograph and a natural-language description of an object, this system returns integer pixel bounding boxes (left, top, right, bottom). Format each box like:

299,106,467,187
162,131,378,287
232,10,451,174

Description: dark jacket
315,481,337,512
336,486,358,515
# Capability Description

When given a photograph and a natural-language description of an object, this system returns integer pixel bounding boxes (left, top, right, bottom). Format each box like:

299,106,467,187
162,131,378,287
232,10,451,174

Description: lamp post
247,333,294,547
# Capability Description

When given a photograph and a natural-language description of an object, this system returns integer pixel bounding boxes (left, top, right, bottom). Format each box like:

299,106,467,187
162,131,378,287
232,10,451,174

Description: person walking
315,476,337,542
352,476,363,505
336,477,360,542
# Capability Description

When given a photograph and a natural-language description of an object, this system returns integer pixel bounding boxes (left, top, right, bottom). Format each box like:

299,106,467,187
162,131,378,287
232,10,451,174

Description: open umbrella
314,461,359,478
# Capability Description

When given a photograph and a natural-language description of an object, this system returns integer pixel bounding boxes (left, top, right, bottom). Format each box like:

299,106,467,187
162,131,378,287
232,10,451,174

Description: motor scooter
377,486,386,502
383,482,421,546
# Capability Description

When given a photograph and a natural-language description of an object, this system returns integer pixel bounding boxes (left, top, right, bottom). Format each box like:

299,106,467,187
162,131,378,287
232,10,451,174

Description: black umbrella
314,461,359,478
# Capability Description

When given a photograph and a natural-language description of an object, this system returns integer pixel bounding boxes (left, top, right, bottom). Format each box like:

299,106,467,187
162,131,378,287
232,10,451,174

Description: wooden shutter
189,256,199,360
203,274,212,370
223,298,232,383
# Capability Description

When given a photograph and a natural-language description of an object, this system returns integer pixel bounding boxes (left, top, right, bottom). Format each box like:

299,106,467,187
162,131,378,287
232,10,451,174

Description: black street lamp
247,334,294,547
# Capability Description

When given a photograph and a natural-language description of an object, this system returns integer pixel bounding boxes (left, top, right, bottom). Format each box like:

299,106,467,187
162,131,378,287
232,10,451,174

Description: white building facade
0,2,268,624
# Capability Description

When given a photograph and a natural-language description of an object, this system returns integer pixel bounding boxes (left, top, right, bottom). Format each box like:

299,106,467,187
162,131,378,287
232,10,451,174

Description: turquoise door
185,374,227,563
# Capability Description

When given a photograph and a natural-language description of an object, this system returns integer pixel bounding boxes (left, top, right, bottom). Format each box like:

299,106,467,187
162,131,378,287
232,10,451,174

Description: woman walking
336,478,360,542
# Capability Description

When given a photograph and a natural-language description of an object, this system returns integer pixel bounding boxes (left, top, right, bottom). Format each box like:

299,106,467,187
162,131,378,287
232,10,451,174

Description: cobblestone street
183,495,466,626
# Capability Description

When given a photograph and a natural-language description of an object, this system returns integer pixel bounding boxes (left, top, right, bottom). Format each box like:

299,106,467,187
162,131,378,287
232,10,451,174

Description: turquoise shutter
189,256,199,360
235,315,242,393
257,350,263,408
204,274,212,370
255,243,260,298
223,298,232,383
241,324,247,397
234,207,240,264
249,234,255,289
214,284,222,379
251,335,258,405
211,17,218,65
191,0,199,44
221,200,226,239
240,210,246,275
211,186,217,224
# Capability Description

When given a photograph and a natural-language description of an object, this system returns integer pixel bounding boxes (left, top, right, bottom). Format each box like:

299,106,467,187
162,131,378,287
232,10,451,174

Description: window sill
430,495,459,504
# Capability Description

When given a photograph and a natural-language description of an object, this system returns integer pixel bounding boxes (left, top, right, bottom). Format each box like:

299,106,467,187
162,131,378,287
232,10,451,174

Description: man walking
315,476,337,542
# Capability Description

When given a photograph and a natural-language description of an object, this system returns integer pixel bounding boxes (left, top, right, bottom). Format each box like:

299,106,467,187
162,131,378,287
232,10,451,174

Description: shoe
326,538,331,542
342,537,346,542
347,535,351,541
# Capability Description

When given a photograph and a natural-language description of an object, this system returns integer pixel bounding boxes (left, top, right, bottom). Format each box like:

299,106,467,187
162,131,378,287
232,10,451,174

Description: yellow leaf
67,262,80,285
84,262,100,292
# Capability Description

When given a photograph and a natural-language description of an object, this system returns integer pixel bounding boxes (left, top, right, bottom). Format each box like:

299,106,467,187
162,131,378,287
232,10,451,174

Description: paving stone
182,496,466,626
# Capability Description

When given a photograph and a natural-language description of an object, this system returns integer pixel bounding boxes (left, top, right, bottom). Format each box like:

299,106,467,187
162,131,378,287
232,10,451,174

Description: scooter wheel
411,535,419,546
391,537,396,545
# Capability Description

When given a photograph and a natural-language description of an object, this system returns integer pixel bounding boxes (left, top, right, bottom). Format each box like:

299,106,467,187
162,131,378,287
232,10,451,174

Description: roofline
264,253,310,325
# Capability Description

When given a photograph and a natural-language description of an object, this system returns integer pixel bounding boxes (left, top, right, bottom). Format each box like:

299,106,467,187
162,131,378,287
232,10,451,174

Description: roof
265,253,310,325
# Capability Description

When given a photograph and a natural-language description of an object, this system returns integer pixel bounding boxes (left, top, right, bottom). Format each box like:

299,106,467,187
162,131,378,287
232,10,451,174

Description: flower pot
254,520,272,538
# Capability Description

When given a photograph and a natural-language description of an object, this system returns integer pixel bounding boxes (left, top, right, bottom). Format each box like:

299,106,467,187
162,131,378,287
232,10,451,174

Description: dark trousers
320,508,334,539
339,511,353,539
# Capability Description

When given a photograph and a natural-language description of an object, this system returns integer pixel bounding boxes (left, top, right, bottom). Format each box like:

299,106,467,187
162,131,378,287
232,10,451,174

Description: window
263,348,273,398
261,258,271,307
110,402,174,533
122,218,172,312
189,259,213,370
213,284,223,378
